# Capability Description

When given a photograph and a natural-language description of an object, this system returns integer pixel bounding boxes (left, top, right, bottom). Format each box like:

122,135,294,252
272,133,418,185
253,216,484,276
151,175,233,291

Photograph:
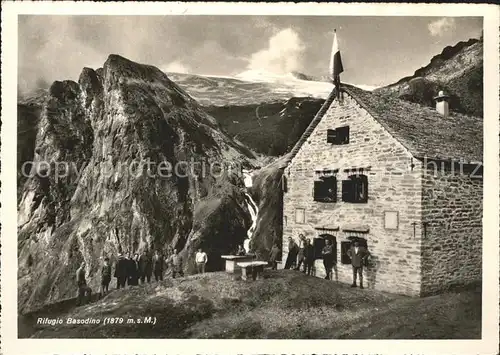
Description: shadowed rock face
18,54,254,313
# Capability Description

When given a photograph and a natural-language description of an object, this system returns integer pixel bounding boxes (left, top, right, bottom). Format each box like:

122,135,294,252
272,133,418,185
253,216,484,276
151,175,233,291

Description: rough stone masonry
283,92,482,296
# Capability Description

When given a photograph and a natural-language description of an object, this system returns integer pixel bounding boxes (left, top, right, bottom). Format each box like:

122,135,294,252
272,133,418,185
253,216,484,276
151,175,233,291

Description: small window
326,126,349,145
342,174,368,203
313,176,337,202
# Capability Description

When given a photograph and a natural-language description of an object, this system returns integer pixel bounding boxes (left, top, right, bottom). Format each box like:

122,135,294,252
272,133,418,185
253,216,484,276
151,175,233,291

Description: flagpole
330,28,343,99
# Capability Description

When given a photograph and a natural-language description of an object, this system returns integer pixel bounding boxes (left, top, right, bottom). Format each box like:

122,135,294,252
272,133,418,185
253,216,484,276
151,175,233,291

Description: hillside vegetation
22,271,481,339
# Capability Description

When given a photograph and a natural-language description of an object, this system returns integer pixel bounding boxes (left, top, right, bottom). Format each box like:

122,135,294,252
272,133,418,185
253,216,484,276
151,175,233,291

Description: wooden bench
221,255,255,273
237,261,268,281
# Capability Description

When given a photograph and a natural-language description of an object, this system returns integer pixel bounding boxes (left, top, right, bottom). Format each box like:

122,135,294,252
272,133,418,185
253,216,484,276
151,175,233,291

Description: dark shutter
342,179,353,202
337,126,350,144
360,174,368,202
340,241,352,264
281,175,288,192
326,129,337,143
313,180,323,201
313,238,326,260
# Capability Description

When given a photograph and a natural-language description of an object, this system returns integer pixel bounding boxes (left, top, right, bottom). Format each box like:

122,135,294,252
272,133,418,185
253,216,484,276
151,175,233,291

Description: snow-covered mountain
165,70,376,107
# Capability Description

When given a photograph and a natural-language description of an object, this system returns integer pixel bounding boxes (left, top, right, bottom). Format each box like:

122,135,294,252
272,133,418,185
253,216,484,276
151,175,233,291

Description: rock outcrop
18,55,254,313
377,37,483,117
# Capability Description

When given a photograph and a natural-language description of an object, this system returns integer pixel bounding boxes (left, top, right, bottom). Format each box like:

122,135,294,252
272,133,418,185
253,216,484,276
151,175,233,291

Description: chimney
434,90,450,118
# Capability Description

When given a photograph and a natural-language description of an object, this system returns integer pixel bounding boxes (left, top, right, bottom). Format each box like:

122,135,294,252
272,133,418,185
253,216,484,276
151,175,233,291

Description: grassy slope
24,271,481,339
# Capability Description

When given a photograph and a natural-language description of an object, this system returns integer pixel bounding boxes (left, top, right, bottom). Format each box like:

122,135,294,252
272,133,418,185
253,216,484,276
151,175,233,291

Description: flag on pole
329,29,343,98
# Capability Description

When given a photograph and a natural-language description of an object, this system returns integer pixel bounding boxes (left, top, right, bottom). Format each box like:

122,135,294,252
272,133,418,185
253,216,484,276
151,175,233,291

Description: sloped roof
287,84,482,164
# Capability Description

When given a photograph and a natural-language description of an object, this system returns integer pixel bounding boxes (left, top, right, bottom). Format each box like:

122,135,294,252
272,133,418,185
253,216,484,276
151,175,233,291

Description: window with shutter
336,126,350,144
313,176,337,202
342,179,353,202
327,126,350,145
326,129,337,143
343,175,368,203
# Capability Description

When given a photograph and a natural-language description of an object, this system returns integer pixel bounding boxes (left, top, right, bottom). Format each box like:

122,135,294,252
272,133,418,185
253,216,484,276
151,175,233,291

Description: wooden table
237,261,268,281
221,255,255,273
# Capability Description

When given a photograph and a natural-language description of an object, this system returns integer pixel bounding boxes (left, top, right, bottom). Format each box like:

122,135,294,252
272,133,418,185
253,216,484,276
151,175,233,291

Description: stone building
282,85,482,296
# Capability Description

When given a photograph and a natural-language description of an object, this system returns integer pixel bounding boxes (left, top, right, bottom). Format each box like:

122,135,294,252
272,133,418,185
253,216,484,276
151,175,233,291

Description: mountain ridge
17,54,255,312
376,36,482,117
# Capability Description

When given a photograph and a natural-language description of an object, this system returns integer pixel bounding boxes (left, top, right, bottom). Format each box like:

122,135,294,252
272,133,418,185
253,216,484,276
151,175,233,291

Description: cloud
18,16,106,95
247,28,305,74
162,61,191,74
428,18,456,37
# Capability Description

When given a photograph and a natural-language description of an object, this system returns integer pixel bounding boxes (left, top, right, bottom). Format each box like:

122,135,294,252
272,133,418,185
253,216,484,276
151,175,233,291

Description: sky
18,15,482,94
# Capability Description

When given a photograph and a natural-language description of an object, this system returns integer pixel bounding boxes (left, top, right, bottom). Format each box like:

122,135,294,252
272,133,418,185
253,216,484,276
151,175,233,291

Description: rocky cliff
17,55,255,313
377,37,483,117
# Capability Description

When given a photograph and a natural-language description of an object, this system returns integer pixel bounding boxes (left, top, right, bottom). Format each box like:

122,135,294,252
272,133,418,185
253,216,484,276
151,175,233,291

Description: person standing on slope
303,238,315,276
168,249,184,279
100,257,112,297
295,234,306,271
269,243,281,270
114,253,128,289
138,250,153,283
321,239,334,280
152,250,164,282
76,261,92,306
347,240,370,289
284,237,298,269
195,248,208,274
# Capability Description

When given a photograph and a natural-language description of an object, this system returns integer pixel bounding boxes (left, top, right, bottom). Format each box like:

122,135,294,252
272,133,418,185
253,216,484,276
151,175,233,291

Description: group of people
284,234,370,288
75,247,209,306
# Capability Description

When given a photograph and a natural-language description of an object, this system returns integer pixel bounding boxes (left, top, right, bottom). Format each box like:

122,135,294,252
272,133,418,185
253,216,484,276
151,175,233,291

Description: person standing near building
126,253,140,286
303,239,315,275
195,248,208,274
76,261,92,306
284,237,298,269
153,250,164,282
294,234,306,271
321,239,334,280
138,250,153,283
169,249,184,279
269,243,281,270
114,253,128,289
347,240,370,289
100,257,112,297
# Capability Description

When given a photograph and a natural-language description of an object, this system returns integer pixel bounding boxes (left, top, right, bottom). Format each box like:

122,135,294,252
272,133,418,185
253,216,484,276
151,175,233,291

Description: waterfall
242,170,259,253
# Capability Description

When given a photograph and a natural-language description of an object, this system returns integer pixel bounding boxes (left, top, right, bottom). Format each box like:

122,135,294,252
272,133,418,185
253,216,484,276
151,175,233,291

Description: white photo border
2,2,498,355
